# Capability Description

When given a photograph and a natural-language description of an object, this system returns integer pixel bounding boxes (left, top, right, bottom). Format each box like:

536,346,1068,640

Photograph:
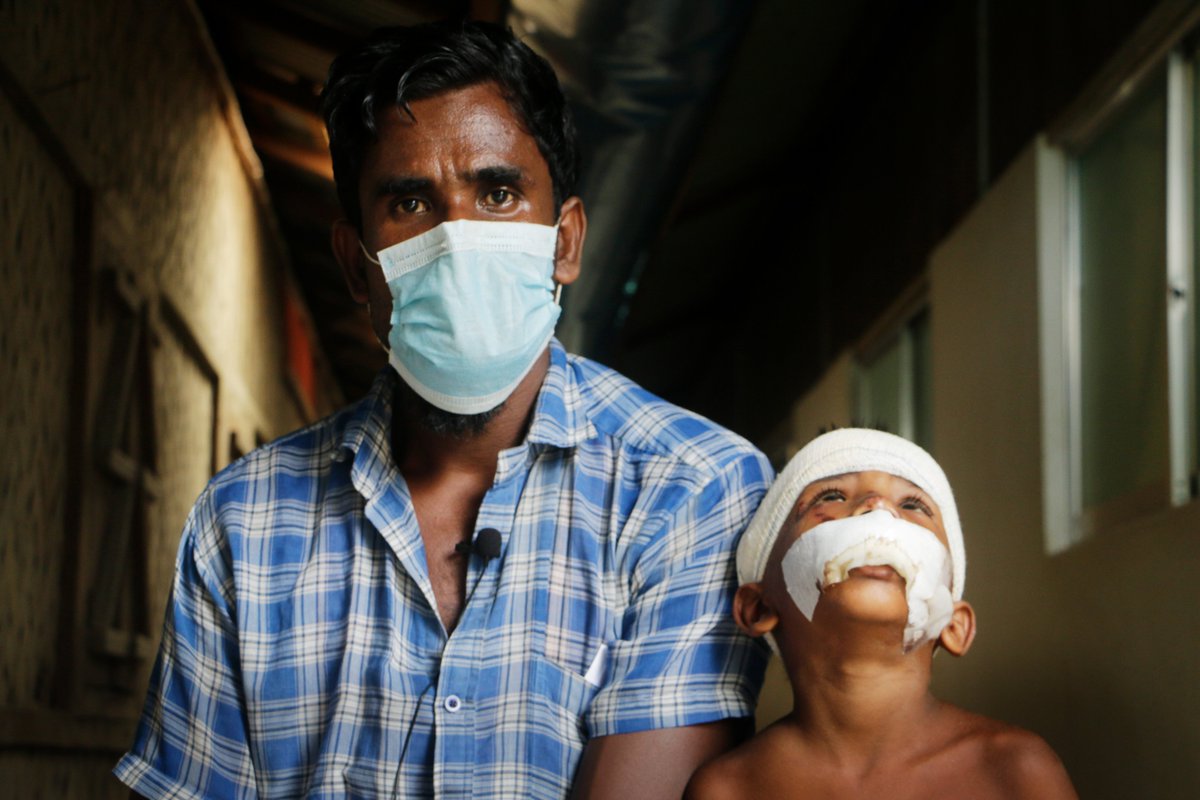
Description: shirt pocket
534,528,614,682
531,653,604,755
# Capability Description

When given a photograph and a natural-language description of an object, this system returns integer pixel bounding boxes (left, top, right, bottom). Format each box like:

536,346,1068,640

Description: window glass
1076,70,1169,509
858,335,904,436
1194,50,1200,487
910,309,932,451
856,311,932,451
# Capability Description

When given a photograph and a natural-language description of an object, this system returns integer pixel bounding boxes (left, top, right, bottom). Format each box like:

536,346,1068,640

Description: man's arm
113,489,256,798
571,718,751,800
569,446,771,799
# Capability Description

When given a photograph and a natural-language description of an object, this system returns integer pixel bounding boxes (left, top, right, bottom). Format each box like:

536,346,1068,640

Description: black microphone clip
455,528,502,562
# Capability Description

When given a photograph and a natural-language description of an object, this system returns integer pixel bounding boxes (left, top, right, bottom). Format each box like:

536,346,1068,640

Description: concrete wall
0,1,337,795
758,143,1200,798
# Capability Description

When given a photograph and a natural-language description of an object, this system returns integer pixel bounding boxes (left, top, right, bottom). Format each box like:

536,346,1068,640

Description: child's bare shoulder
940,708,1077,799
684,725,796,800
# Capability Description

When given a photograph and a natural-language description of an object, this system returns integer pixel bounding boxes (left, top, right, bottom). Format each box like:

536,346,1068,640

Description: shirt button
444,694,462,713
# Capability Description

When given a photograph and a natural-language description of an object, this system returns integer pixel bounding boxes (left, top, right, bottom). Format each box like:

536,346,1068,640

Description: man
116,21,771,799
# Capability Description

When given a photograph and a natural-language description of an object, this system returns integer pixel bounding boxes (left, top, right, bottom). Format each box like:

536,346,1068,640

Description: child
686,428,1076,799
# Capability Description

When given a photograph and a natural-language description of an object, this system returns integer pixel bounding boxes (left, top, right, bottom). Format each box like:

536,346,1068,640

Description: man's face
348,81,569,346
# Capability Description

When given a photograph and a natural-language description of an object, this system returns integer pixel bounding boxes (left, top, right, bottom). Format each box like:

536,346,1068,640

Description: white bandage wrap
737,428,965,600
780,510,955,650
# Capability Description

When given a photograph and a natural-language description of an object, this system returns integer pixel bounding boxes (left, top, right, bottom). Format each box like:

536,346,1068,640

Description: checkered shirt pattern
114,340,772,799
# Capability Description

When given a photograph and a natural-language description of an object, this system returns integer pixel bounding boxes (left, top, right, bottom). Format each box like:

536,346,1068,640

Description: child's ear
937,600,977,657
733,582,780,638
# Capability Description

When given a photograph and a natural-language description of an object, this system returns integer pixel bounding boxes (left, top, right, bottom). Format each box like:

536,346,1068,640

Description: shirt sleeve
113,489,257,799
583,449,773,737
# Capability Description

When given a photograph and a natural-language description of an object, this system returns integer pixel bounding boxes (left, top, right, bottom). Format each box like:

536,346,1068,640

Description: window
1076,66,1170,520
855,306,932,451
1040,28,1199,551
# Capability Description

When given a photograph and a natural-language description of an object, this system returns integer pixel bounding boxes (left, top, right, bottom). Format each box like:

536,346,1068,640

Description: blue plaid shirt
115,341,772,799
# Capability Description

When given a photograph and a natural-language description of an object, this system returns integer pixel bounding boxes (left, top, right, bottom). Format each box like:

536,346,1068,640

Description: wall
752,352,855,728
609,0,1163,443
762,143,1200,798
0,1,337,795
929,144,1200,799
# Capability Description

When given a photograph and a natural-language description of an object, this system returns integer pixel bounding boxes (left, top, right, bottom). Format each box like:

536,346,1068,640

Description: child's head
735,428,971,655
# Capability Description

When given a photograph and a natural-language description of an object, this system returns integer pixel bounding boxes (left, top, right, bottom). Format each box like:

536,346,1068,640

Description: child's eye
797,484,846,520
814,488,845,503
901,496,933,516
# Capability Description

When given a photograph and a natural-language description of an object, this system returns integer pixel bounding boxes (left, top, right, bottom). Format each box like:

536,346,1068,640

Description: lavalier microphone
455,528,502,562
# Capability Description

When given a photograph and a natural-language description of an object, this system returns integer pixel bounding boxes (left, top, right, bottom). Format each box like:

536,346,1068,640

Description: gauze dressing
780,509,954,650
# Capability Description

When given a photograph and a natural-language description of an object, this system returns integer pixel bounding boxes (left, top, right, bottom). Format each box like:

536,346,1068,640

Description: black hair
320,20,579,229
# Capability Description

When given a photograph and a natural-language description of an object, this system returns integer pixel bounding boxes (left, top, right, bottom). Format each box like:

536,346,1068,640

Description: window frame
1039,11,1200,553
853,279,931,449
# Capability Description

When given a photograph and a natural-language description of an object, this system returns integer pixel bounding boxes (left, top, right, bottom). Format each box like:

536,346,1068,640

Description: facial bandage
738,429,965,601
780,509,954,650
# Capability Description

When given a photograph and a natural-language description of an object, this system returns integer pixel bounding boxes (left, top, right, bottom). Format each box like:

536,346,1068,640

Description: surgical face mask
779,509,954,651
361,219,561,415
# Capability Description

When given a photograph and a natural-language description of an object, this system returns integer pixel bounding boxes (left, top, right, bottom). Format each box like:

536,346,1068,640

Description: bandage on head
735,429,966,653
737,428,965,599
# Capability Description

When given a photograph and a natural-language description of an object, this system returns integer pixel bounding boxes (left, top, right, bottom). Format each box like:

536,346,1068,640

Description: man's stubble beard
396,382,505,438
418,399,503,437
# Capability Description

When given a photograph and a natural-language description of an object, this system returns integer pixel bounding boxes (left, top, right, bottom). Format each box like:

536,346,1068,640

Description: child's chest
775,751,1015,799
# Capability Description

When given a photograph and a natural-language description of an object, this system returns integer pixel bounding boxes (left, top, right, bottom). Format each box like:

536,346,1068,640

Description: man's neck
392,348,551,481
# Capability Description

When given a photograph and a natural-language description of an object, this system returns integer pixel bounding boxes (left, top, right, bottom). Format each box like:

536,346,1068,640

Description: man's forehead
363,86,544,176
379,83,524,138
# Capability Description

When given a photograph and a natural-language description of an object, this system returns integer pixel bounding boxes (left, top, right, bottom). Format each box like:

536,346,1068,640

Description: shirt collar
525,339,596,450
335,368,396,486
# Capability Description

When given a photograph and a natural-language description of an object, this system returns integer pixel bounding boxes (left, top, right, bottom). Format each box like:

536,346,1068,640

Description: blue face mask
360,219,561,415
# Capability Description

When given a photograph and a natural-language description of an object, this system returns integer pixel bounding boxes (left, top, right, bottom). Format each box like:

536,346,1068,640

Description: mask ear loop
551,218,564,307
358,240,381,266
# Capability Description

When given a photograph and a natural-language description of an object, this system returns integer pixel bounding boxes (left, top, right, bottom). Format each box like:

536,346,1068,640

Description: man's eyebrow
375,176,432,197
466,165,528,186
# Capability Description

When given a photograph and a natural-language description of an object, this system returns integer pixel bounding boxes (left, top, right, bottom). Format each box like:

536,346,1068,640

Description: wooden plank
0,708,137,753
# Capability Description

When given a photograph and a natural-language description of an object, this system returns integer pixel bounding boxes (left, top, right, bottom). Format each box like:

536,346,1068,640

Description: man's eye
396,198,426,213
486,189,512,205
